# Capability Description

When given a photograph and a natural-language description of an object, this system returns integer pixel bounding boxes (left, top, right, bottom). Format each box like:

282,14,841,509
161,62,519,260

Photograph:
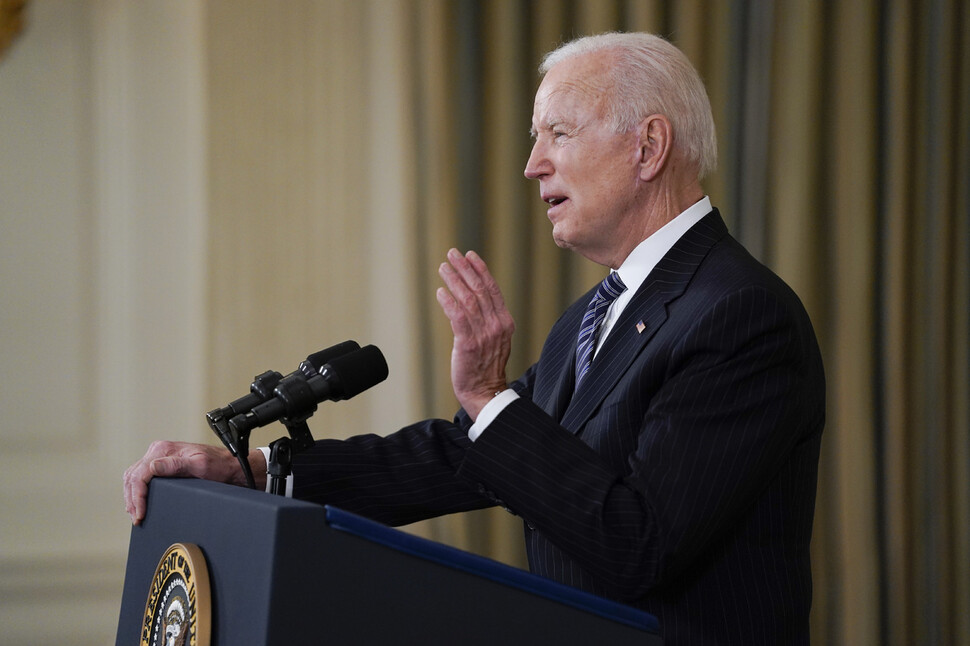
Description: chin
551,228,575,251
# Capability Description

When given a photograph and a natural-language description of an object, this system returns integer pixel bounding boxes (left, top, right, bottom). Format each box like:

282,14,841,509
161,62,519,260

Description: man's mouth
544,195,568,207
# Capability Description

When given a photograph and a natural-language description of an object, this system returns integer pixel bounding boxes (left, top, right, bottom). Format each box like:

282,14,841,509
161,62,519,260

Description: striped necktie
575,271,627,388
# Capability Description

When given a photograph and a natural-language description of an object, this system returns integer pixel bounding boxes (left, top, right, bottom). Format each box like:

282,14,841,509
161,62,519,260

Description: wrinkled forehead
532,53,616,124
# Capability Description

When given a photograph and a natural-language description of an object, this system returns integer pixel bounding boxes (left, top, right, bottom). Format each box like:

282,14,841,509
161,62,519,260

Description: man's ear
637,114,673,182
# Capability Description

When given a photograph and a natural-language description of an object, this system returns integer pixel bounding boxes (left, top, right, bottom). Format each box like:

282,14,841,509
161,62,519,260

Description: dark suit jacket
293,210,825,645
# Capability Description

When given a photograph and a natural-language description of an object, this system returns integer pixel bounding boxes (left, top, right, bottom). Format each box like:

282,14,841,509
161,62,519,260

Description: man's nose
524,141,550,179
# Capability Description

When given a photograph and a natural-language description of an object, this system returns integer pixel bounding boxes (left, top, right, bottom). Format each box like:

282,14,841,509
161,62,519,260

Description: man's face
525,52,644,268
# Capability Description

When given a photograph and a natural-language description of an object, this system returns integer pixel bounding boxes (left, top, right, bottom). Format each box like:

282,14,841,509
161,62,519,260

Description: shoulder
690,233,807,316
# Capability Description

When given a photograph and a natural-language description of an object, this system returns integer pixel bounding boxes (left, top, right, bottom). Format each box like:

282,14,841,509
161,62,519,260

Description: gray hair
540,33,718,180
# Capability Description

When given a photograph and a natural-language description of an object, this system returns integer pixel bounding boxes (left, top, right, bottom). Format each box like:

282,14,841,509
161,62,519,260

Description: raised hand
435,249,515,420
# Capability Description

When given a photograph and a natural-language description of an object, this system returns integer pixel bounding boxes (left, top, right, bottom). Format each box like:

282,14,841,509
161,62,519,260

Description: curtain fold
401,1,970,643
204,1,969,643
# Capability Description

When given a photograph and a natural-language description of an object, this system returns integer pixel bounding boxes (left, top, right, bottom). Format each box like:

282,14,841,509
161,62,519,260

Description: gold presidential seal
142,543,211,646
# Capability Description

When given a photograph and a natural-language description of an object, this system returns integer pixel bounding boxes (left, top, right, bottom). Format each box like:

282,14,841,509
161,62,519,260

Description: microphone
211,340,361,420
228,344,388,434
206,340,361,457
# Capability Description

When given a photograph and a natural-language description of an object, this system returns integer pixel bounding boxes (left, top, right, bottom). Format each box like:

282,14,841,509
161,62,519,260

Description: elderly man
125,33,824,645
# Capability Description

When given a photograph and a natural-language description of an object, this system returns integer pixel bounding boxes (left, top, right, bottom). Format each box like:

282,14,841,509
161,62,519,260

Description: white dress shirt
468,196,712,441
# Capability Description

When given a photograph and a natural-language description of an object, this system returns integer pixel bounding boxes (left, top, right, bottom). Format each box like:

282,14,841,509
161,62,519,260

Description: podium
116,478,661,645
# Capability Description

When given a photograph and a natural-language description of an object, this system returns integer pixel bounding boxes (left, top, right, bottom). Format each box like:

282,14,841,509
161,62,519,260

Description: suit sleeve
456,284,824,599
291,416,494,526
289,368,541,526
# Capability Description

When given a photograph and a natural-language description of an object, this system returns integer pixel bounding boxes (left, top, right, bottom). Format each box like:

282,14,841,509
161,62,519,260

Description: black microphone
228,344,388,434
214,340,361,419
206,340,361,457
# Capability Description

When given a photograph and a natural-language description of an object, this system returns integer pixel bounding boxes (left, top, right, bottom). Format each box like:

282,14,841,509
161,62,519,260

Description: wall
0,2,419,643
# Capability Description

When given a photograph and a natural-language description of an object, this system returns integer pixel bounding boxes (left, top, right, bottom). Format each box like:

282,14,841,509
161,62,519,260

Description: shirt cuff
468,389,519,442
258,446,294,497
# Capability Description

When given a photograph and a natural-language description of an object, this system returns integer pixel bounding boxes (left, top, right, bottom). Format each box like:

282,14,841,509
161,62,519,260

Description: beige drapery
0,0,27,59
204,1,969,643
397,2,970,643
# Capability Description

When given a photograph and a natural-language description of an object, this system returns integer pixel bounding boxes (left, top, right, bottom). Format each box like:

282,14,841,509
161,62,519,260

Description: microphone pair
206,341,388,458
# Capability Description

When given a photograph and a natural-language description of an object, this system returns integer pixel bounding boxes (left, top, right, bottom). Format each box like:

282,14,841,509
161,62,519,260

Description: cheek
580,171,619,203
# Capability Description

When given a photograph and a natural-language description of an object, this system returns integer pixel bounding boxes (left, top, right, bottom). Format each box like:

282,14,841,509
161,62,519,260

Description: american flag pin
636,320,646,334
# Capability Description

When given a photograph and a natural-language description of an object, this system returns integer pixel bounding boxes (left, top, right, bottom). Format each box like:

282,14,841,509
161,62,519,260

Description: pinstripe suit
293,210,824,645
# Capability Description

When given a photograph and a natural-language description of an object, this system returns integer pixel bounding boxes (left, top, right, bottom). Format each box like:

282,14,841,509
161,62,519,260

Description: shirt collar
614,196,712,295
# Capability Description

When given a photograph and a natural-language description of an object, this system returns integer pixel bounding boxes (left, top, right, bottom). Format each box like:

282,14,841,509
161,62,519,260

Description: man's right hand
123,441,267,526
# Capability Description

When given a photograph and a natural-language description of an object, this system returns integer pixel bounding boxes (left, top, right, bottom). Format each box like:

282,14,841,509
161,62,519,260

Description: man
125,33,824,645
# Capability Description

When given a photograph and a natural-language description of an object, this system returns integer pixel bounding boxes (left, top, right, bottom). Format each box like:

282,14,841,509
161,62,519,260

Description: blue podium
116,478,661,645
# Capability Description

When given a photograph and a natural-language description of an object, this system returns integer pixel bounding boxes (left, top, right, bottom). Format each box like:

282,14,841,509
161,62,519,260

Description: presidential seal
142,543,211,646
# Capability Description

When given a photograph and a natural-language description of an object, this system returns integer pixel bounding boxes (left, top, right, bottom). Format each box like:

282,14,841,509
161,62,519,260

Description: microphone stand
253,374,319,495
266,419,314,496
267,437,292,496
207,374,318,494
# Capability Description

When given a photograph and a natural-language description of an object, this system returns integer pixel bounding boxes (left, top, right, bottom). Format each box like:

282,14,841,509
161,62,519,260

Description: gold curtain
204,1,968,643
0,0,27,59
403,1,970,644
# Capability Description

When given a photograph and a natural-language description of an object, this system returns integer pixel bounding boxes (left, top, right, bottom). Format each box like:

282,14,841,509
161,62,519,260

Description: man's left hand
436,248,515,420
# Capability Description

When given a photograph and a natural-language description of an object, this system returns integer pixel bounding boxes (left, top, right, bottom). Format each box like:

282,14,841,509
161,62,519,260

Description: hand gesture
435,249,515,419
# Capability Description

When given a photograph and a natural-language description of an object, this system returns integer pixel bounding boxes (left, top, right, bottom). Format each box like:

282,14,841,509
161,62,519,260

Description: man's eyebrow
529,117,567,138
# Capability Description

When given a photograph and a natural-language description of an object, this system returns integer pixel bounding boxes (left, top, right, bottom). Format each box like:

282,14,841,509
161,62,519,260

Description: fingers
435,248,515,418
438,255,479,332
123,441,159,525
464,249,509,314
435,285,465,336
122,441,221,526
123,463,141,525
437,248,515,341
438,248,515,330
439,249,502,320
149,454,190,478
124,457,154,526
437,254,479,341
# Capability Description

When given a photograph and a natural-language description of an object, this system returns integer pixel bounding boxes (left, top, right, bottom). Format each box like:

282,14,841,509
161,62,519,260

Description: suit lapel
558,210,729,433
532,295,588,422
546,354,577,423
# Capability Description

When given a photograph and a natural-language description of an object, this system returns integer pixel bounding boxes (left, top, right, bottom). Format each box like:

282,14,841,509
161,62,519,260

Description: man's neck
605,181,705,269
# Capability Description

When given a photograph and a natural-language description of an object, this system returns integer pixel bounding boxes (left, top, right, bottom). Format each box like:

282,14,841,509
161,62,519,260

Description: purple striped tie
575,272,627,388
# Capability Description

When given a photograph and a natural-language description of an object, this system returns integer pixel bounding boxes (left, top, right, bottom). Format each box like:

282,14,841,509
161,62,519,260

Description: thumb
149,455,187,478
